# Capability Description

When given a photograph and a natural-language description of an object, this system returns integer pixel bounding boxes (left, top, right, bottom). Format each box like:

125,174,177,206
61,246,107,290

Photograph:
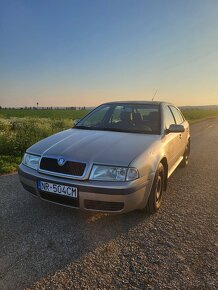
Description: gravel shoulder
0,118,218,289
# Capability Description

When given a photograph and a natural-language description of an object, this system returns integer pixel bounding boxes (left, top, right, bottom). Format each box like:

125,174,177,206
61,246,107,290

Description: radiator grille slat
40,157,86,177
84,200,124,211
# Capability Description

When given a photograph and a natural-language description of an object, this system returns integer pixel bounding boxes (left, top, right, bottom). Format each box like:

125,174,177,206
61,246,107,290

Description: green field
1,108,218,122
182,109,218,122
0,109,90,120
0,108,218,174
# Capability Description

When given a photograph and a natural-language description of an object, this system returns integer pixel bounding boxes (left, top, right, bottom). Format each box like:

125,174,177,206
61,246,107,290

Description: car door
163,105,182,171
169,106,188,157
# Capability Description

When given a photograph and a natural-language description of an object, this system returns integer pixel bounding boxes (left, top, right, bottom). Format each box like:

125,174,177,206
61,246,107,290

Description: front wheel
146,163,164,214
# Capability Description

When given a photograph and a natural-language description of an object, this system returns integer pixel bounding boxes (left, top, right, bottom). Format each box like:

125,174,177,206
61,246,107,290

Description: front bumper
18,163,153,213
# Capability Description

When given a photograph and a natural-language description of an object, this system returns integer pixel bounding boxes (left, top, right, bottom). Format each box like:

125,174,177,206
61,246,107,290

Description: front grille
40,157,86,176
40,191,79,208
84,200,124,212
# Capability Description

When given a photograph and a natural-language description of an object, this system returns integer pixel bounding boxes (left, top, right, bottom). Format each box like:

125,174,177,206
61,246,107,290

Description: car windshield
75,103,161,134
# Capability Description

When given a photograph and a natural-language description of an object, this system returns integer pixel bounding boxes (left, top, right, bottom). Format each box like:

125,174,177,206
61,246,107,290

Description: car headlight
89,165,139,181
22,153,40,170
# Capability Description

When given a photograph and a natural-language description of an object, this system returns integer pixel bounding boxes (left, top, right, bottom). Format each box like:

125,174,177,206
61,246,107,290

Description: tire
180,139,190,168
146,163,164,214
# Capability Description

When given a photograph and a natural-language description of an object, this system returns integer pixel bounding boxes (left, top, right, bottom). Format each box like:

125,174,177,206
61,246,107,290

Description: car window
137,108,158,121
165,106,176,129
178,110,185,121
81,106,111,126
170,106,184,124
76,103,161,134
109,105,160,133
110,106,125,123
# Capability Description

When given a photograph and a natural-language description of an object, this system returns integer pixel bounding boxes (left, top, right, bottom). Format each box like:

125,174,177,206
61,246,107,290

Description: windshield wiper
96,127,126,132
74,125,95,130
75,126,154,134
90,127,153,134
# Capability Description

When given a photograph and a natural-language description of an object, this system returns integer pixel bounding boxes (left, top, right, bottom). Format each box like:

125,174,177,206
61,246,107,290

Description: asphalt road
0,118,218,290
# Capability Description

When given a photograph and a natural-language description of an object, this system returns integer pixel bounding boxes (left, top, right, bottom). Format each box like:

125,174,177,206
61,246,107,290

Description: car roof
102,101,174,106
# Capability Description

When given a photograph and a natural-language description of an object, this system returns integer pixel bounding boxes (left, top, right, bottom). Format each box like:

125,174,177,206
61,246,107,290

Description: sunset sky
0,0,218,107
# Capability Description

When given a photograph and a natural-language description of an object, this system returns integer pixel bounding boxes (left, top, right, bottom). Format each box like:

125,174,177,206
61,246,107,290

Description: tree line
0,106,86,110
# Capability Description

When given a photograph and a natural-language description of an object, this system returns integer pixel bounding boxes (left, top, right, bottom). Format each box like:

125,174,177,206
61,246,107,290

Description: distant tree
0,106,2,109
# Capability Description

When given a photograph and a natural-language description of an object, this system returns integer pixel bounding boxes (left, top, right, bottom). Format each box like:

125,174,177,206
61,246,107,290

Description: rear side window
164,106,176,129
170,106,184,124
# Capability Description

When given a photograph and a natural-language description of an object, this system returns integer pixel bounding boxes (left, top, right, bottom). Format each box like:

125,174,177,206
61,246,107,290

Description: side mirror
167,124,185,133
72,119,80,126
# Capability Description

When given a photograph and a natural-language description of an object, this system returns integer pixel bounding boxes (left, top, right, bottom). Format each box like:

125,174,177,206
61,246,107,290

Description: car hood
28,129,160,166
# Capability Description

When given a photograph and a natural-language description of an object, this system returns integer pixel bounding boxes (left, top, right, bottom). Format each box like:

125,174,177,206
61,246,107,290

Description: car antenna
152,89,158,101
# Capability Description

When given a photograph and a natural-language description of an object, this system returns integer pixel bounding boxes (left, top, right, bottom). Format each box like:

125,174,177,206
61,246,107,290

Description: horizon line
1,104,218,109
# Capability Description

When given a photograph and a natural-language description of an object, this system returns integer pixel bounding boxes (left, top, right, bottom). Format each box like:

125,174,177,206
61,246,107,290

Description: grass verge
0,155,22,174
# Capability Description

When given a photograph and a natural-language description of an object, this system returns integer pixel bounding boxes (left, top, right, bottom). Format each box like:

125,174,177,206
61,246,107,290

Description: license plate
38,181,78,198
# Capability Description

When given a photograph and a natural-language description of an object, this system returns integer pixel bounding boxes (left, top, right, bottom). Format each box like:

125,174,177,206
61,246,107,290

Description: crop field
0,108,90,119
0,108,218,174
182,109,218,122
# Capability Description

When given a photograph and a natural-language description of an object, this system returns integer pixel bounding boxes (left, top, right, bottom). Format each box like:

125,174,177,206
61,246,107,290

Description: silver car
18,101,190,213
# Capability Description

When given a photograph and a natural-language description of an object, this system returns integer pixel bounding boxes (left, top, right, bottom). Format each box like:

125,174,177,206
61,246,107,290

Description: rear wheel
146,163,164,213
180,140,190,168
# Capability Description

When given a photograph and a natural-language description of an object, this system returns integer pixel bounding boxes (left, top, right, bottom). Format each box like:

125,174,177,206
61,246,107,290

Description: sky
0,0,218,107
